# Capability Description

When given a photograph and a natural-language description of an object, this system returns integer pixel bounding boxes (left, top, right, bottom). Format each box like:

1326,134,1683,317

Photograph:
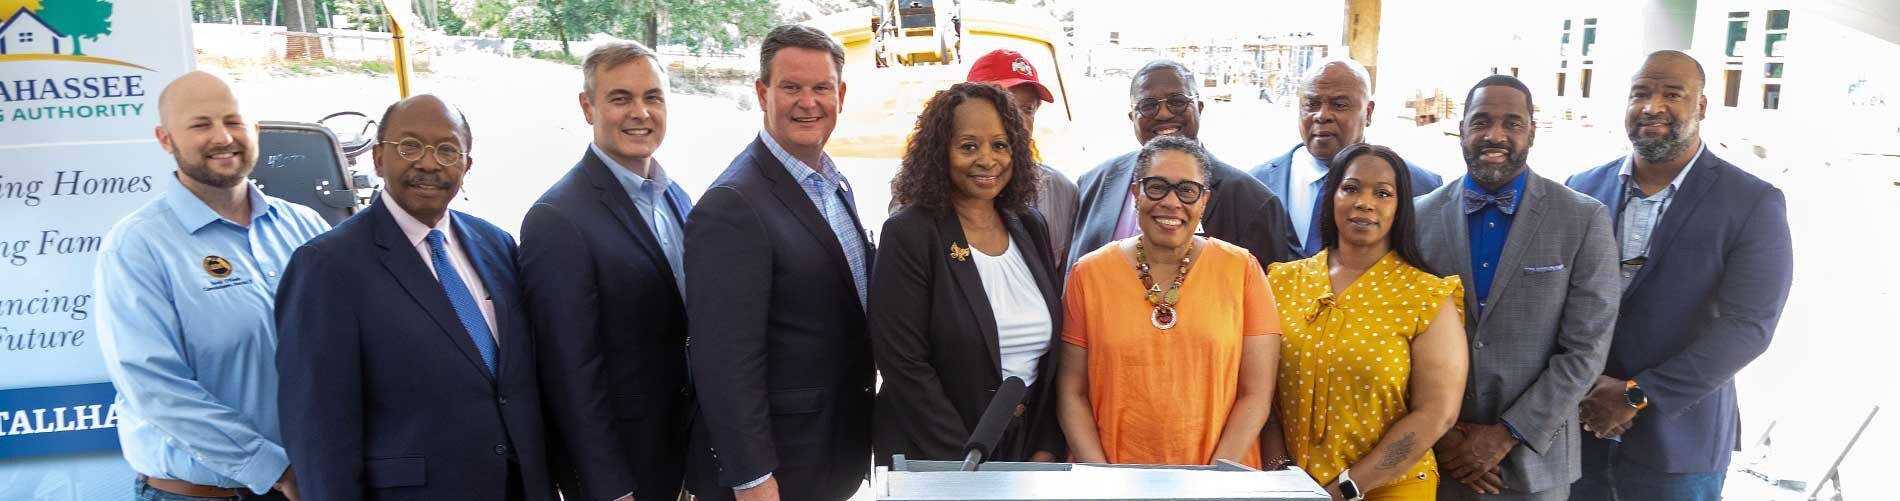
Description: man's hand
1435,423,1515,495
1028,450,1059,462
1433,423,1467,452
1458,466,1505,495
1579,376,1639,439
273,466,300,501
734,476,779,501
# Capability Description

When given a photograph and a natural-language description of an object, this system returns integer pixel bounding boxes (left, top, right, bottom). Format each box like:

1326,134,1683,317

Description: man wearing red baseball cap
967,49,1079,263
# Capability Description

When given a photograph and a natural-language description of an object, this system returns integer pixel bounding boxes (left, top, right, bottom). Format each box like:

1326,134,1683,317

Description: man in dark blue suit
276,95,553,501
519,41,692,501
1564,50,1793,501
683,25,874,501
1251,58,1443,259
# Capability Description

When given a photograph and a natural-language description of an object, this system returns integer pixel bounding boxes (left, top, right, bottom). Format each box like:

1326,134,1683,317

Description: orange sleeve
1060,261,1090,348
1241,254,1282,336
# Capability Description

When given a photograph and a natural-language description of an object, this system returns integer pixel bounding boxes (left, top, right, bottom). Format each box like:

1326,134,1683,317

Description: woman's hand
1322,480,1346,501
1057,344,1109,464
1260,416,1294,470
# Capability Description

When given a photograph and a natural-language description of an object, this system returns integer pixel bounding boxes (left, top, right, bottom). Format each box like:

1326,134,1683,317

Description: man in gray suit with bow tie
1415,75,1619,501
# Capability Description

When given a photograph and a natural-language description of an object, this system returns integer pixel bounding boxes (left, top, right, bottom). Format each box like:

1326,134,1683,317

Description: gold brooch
949,242,970,262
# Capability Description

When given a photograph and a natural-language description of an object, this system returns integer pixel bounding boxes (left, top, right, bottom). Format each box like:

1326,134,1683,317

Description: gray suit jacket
1035,164,1080,266
1415,173,1619,495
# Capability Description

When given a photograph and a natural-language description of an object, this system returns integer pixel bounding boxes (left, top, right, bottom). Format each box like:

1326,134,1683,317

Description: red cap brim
995,78,1054,103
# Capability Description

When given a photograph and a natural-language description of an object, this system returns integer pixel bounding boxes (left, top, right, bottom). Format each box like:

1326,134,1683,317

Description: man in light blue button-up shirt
95,72,330,500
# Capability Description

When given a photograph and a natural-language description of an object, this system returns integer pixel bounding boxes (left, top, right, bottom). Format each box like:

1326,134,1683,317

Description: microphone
961,376,1028,471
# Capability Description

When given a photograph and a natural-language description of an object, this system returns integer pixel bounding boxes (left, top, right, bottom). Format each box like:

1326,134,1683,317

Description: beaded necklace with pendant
1135,239,1195,330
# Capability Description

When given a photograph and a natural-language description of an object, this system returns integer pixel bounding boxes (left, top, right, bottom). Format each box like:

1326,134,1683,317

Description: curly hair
891,82,1041,212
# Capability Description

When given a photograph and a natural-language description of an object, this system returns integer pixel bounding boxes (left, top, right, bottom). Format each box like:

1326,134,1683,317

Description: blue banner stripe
0,383,122,460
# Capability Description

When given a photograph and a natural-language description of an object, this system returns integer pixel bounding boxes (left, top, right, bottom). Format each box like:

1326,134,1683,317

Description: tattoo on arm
1376,432,1418,471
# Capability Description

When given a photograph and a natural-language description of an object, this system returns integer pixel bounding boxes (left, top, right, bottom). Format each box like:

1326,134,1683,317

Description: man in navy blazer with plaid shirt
1563,50,1793,501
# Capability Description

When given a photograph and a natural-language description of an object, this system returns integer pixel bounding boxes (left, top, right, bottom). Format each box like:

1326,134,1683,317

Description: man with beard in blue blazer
1564,50,1793,501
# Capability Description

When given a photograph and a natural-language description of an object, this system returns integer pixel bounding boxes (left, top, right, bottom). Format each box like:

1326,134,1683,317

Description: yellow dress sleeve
1419,273,1466,331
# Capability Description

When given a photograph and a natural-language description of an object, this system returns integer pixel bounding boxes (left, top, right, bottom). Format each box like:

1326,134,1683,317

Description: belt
139,474,243,498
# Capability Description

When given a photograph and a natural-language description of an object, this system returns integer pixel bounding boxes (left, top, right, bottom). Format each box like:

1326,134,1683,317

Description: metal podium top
874,458,1330,501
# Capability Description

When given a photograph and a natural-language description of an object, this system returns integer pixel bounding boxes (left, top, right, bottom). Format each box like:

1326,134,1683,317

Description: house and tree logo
1,0,129,65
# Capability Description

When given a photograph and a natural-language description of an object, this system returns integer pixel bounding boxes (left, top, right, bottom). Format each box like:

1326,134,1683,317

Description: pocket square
1524,264,1566,274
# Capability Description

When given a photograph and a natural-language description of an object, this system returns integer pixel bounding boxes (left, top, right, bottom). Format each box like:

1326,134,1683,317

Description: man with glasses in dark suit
1068,59,1295,267
276,94,554,501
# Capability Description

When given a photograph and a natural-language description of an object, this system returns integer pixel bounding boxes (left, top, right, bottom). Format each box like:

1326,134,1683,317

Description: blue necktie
1463,188,1520,215
426,230,497,375
1302,196,1324,257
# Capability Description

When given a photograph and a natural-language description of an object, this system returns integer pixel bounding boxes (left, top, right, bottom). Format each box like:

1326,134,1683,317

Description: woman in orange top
1262,144,1468,501
1056,135,1281,467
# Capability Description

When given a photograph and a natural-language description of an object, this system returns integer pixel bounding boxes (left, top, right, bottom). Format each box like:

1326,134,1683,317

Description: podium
874,456,1330,500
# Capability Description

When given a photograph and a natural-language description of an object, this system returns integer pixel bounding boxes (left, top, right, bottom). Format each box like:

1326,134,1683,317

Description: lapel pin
949,242,970,262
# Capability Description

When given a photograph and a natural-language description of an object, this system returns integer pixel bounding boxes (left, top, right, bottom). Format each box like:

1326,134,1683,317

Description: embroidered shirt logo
202,255,232,278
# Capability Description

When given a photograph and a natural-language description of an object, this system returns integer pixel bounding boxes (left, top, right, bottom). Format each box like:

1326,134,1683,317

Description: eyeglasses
380,138,468,166
1132,94,1196,118
1135,176,1210,204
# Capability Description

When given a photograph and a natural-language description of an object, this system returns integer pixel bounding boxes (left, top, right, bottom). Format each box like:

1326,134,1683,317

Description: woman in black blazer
869,82,1067,465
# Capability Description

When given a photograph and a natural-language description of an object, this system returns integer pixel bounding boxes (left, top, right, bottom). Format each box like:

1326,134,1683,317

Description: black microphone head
964,376,1028,459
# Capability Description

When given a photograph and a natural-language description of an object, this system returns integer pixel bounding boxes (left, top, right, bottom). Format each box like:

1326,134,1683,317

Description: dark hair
758,24,845,84
1129,59,1198,101
1318,143,1432,274
378,95,473,152
1464,74,1535,118
891,82,1040,212
1133,135,1212,184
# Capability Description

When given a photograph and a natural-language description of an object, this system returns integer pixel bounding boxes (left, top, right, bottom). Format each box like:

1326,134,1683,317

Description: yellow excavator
807,0,1082,169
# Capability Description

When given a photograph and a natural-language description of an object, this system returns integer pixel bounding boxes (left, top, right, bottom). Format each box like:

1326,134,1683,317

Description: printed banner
1,1,194,492
0,383,120,460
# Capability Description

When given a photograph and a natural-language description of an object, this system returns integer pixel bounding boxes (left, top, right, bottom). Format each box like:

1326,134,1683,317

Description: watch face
1339,479,1361,498
1626,385,1647,407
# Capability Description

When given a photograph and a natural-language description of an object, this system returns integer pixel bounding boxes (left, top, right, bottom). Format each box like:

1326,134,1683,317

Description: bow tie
1463,188,1519,215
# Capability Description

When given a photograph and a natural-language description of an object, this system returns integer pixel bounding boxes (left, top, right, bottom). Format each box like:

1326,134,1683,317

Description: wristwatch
1624,379,1649,410
1337,468,1364,501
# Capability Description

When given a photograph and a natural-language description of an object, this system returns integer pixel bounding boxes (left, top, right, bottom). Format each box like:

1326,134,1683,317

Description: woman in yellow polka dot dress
1263,144,1468,500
